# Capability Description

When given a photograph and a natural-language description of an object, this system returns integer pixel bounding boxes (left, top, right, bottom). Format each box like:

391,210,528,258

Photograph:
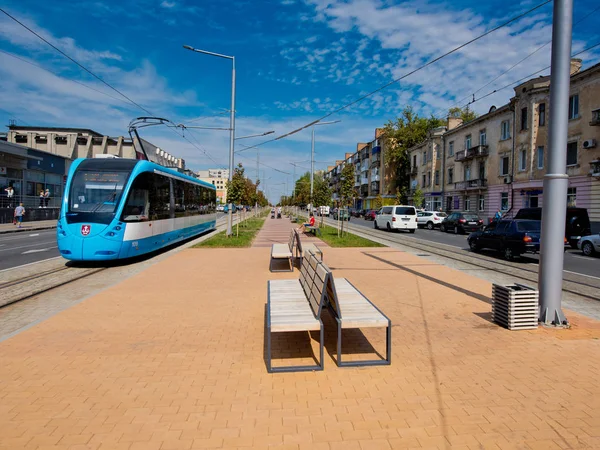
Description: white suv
417,211,448,230
374,205,417,233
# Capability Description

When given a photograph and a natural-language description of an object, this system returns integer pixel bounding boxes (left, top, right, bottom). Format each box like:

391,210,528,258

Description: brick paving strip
1,247,599,449
252,214,328,249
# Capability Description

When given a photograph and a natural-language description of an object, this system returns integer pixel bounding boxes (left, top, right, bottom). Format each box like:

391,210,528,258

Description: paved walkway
1,247,599,450
252,214,328,249
0,220,57,234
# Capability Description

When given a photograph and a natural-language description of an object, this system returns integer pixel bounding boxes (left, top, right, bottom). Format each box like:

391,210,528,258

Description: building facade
197,169,228,204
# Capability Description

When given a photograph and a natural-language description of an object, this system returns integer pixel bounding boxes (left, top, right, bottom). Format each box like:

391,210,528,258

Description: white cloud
160,1,177,8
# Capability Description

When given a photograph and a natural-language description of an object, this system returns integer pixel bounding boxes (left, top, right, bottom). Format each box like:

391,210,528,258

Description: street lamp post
310,121,340,208
183,44,236,236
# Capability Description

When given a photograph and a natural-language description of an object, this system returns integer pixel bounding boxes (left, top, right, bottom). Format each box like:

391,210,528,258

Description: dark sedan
467,219,541,260
439,212,483,234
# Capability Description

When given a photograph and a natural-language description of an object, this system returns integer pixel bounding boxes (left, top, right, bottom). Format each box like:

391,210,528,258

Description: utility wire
0,7,154,116
244,0,552,149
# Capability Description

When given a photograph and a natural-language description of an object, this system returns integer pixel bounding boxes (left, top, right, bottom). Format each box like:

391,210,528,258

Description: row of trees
226,163,269,207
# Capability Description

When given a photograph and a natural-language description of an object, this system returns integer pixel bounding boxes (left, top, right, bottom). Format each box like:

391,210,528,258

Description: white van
374,205,417,233
318,206,330,217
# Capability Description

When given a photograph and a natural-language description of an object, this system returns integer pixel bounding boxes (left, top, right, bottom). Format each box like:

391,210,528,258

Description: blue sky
1,0,599,202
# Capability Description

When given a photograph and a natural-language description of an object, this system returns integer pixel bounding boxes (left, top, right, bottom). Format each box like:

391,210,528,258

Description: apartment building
6,125,185,169
197,169,229,204
408,126,446,211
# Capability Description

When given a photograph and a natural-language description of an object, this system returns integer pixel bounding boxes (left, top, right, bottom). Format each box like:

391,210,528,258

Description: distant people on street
44,189,51,208
494,210,503,221
4,186,14,208
14,203,25,228
298,213,315,233
39,190,45,208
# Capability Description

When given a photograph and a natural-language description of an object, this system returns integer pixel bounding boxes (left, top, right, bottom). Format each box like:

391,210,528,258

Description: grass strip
316,224,384,248
194,215,266,248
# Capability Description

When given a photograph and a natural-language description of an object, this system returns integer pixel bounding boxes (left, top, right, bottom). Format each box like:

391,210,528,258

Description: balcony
372,145,381,154
370,181,380,194
455,145,489,161
591,109,600,126
361,177,369,185
360,163,370,172
354,179,361,187
371,173,380,182
370,153,381,166
409,166,418,175
360,185,369,196
454,179,487,190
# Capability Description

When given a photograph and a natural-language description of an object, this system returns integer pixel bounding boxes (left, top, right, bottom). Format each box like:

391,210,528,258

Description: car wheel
374,221,379,229
582,242,595,256
426,221,434,230
469,240,479,252
386,223,391,231
503,246,515,261
440,224,446,232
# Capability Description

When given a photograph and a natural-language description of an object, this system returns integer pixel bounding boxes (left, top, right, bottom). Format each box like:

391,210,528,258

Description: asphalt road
330,215,600,281
0,229,60,271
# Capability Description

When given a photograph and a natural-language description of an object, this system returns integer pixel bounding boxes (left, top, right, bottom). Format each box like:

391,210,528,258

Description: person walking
494,209,503,221
39,189,45,208
14,203,25,228
44,188,51,208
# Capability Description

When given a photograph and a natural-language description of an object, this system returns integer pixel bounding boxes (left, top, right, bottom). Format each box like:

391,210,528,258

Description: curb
0,225,57,235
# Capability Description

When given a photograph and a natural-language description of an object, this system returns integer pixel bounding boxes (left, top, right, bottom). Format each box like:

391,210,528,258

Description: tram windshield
67,170,130,224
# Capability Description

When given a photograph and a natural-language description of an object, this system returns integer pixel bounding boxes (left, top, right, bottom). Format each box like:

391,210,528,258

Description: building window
479,129,487,146
448,168,453,184
501,192,509,211
413,154,417,168
449,141,454,156
501,120,511,140
539,103,546,126
422,151,427,165
435,144,441,159
529,195,539,208
422,174,426,186
566,142,578,166
501,156,510,175
464,165,471,181
434,170,440,185
465,134,472,150
568,94,579,120
464,196,471,211
567,187,576,207
521,107,528,130
519,149,527,171
478,194,485,211
426,171,431,186
537,146,544,169
479,161,486,180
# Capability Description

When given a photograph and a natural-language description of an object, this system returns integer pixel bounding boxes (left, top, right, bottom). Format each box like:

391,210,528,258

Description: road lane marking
563,269,600,281
0,241,57,252
29,234,40,237
571,255,599,261
0,256,63,273
22,247,57,254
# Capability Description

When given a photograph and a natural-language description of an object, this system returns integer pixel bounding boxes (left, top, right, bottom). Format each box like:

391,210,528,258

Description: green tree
383,107,444,202
372,195,383,210
339,163,355,207
448,106,478,123
226,163,246,205
412,186,424,209
312,174,332,208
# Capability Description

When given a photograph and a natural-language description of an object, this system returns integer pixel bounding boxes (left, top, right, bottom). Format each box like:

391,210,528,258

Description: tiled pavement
1,246,599,450
252,215,328,249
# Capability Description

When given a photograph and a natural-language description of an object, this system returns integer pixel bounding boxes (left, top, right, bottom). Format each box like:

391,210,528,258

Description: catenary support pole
227,57,236,236
310,128,315,209
538,0,572,326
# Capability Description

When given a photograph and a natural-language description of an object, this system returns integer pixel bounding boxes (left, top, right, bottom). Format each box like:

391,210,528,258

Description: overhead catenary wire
239,0,553,149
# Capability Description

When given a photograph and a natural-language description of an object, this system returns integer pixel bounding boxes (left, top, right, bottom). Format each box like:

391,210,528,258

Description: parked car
440,212,483,234
374,205,417,233
577,233,600,257
332,209,351,221
514,207,591,249
318,205,330,217
417,211,448,230
467,220,542,260
364,209,377,221
216,205,225,212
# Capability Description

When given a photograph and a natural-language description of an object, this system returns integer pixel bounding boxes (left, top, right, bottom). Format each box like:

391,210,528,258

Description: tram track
321,217,600,301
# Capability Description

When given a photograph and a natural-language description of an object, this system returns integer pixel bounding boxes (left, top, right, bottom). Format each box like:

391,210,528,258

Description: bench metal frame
328,279,392,368
269,231,295,272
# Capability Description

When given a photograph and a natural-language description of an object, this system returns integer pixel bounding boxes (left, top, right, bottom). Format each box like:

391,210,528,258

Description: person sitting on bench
298,213,315,233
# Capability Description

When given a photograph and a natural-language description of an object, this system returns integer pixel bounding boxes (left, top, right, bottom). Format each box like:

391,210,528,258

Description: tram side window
173,179,186,217
151,174,171,220
121,173,170,222
184,182,200,216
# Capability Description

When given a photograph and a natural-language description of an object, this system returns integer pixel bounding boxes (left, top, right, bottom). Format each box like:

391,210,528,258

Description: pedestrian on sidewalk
44,188,51,208
39,189,45,208
14,203,25,228
298,213,315,233
4,185,14,208
494,209,502,221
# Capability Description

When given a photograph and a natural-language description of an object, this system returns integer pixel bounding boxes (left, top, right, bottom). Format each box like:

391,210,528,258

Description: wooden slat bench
305,224,322,236
294,229,323,262
270,230,295,272
266,251,329,373
323,270,392,367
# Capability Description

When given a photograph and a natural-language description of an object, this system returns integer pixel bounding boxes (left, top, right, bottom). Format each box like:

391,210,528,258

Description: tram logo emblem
81,225,91,236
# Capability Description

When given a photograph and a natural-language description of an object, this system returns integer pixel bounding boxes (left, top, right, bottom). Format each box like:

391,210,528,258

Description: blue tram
57,158,217,261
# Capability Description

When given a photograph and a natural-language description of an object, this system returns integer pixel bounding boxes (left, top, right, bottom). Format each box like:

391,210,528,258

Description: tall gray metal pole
538,0,572,326
227,57,236,236
310,128,315,207
255,149,259,213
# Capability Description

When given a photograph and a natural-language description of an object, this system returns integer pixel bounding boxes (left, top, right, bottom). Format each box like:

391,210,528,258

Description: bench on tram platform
270,230,295,272
294,229,323,262
266,251,328,373
304,224,322,237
